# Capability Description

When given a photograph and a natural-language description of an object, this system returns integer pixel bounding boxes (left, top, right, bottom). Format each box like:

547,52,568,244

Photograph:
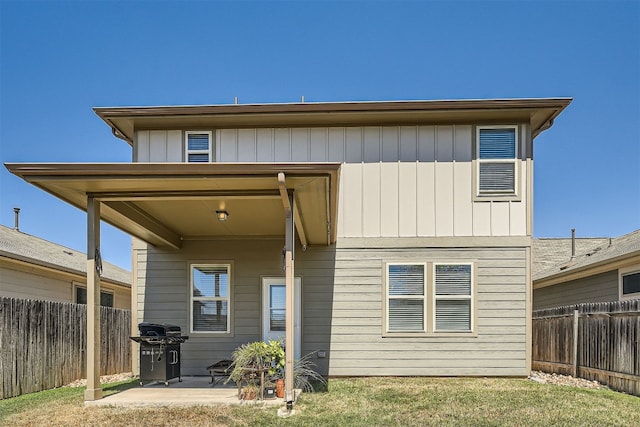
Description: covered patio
85,377,296,408
5,162,340,403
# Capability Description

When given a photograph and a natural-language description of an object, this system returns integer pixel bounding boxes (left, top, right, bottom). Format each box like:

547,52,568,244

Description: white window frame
476,125,519,197
385,262,427,333
185,131,213,163
433,263,473,333
619,265,640,301
384,261,476,336
189,262,232,334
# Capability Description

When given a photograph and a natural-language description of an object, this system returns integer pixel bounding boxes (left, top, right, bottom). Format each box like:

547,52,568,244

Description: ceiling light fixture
215,210,229,221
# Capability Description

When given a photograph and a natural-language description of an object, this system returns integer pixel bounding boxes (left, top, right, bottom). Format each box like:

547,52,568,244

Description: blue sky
1,1,638,271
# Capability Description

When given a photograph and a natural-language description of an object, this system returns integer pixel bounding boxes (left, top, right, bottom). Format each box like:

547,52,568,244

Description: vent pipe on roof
571,228,576,259
13,207,20,231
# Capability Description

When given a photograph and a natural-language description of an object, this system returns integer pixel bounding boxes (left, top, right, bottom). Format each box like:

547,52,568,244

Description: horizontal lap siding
135,240,527,376
0,267,73,302
297,245,528,377
135,240,285,375
0,265,130,310
533,271,618,310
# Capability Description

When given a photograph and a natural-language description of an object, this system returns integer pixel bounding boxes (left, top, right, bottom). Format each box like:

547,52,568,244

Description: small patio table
237,366,269,400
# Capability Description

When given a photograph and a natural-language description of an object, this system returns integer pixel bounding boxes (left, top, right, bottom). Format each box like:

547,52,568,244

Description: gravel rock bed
529,370,604,389
66,372,135,388
65,371,601,390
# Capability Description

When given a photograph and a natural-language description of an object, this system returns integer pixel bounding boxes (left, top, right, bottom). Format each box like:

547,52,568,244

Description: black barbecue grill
130,322,189,386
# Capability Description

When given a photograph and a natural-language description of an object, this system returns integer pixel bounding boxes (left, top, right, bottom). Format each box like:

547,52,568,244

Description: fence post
573,309,579,377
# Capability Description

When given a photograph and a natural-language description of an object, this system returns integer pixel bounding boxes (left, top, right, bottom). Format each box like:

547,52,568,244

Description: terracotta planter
242,388,257,400
276,379,285,398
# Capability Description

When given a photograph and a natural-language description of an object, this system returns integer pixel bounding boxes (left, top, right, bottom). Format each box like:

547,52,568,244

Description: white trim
619,264,640,301
261,277,302,360
433,262,474,333
385,262,427,333
476,125,519,197
189,262,232,334
185,131,213,163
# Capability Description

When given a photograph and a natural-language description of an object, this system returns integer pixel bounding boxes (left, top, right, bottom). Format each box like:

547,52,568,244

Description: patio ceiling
5,163,340,249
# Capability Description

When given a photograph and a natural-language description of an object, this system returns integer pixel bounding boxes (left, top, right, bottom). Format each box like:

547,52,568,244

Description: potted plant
226,341,271,386
241,383,259,401
227,340,285,400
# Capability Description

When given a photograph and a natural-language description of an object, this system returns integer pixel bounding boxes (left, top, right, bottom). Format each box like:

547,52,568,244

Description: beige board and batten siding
135,124,531,238
533,270,619,311
133,237,528,377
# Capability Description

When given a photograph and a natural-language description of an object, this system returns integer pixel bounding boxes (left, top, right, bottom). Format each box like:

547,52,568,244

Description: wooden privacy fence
0,297,132,399
533,299,640,396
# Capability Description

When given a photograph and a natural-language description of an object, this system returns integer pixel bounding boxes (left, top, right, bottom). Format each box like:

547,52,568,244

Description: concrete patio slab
85,376,289,408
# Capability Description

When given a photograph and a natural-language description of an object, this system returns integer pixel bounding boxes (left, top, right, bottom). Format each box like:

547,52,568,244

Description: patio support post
84,196,103,401
278,172,295,400
284,191,295,398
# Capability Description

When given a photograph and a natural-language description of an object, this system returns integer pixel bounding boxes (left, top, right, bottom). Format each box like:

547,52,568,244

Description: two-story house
5,98,571,400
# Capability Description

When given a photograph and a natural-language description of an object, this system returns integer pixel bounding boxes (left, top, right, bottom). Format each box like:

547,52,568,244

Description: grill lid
138,322,182,337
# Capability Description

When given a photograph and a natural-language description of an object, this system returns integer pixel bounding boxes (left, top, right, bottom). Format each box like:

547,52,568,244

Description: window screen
191,264,230,332
434,264,472,331
387,264,425,332
186,132,212,163
478,127,517,194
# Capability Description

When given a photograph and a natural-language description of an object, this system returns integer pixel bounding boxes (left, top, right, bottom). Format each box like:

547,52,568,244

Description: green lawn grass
1,377,639,426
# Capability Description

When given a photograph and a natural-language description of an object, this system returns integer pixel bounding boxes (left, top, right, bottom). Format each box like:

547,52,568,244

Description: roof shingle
0,224,131,286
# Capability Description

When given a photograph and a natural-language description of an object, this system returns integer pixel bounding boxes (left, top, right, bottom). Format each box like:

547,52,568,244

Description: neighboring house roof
533,229,640,287
0,224,131,287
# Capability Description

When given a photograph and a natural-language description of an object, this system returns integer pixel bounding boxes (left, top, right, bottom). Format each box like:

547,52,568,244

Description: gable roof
533,229,640,287
0,224,131,287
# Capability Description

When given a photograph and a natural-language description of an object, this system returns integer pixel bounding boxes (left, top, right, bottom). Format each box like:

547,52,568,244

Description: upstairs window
185,131,213,163
477,126,518,195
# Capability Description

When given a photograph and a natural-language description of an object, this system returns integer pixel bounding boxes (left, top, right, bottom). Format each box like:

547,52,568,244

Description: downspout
109,122,133,145
532,117,554,139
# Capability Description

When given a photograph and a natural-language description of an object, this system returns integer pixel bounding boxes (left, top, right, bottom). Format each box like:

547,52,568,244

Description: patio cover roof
4,162,340,249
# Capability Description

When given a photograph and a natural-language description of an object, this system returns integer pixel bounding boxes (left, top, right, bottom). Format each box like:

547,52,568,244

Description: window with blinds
434,264,472,332
190,264,231,333
185,131,213,163
477,126,517,195
385,262,474,334
387,263,426,332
